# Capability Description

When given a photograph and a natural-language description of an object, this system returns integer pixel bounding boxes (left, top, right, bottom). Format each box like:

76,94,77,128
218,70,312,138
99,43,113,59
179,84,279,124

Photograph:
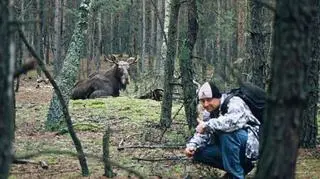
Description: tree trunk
0,0,15,177
159,0,180,128
98,11,102,64
155,0,165,75
53,0,63,77
180,0,198,129
198,29,206,82
36,0,44,78
249,0,273,88
141,0,146,73
236,0,246,58
46,0,92,130
150,1,157,58
255,0,313,178
103,127,114,177
299,0,320,148
158,0,170,77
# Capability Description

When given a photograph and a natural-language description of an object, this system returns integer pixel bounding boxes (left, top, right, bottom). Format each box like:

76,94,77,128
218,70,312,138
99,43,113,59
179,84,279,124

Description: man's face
200,98,220,112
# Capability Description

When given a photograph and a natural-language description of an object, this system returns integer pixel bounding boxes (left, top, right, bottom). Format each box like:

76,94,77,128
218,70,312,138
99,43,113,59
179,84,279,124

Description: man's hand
184,147,196,158
196,118,206,134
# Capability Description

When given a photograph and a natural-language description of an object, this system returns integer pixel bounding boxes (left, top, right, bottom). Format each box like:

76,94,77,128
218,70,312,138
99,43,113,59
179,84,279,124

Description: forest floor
9,74,320,179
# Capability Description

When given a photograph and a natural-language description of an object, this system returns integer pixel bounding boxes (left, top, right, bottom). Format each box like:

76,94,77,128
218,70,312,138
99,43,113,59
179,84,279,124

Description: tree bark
53,0,63,77
159,0,180,128
46,0,92,130
180,0,198,129
103,127,114,177
237,0,246,58
249,0,273,89
255,0,313,178
299,0,320,148
141,0,146,73
0,0,15,177
155,0,165,75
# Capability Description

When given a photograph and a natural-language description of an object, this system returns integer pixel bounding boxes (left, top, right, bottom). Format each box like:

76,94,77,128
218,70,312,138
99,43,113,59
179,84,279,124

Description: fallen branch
117,144,185,151
13,158,48,169
132,156,190,162
14,149,144,179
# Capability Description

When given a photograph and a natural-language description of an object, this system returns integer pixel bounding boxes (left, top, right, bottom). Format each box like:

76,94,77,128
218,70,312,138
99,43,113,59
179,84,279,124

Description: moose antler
127,57,138,65
104,54,118,64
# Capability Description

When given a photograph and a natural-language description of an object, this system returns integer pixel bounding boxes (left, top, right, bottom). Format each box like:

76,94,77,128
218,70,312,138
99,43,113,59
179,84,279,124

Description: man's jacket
186,93,260,160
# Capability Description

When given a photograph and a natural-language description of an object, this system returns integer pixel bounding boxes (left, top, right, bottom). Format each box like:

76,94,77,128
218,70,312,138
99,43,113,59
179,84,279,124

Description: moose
70,54,137,99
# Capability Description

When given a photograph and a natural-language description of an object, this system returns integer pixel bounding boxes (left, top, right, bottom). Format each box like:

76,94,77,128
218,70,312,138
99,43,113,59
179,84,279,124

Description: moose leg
71,81,95,100
89,90,112,99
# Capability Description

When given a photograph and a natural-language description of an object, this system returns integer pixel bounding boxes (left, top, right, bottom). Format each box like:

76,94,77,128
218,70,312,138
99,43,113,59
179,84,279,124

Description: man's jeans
193,129,249,179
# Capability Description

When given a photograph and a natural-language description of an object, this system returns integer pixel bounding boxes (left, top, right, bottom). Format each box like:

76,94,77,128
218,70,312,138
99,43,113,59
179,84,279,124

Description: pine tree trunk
299,0,320,148
255,1,313,178
53,0,63,77
46,0,92,130
36,0,44,77
249,0,273,88
150,1,157,58
0,0,15,176
159,0,180,128
180,0,198,129
141,0,146,73
155,0,165,75
236,0,246,58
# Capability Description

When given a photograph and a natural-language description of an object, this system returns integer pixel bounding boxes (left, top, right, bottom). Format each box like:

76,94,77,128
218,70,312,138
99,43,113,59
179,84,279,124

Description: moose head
70,54,138,99
104,54,137,88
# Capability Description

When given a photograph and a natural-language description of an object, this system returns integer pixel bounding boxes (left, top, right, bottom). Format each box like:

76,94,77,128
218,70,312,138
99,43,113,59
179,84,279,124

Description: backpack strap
220,88,241,115
221,93,236,115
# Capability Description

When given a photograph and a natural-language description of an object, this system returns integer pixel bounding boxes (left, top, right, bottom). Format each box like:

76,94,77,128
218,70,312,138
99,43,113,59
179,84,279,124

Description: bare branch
117,144,185,151
132,156,190,162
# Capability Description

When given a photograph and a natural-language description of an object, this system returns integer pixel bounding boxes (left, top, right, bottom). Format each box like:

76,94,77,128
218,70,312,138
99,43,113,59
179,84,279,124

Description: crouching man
185,81,260,179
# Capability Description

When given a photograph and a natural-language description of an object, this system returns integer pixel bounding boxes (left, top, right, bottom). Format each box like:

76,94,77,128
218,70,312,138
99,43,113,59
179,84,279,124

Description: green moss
73,122,102,132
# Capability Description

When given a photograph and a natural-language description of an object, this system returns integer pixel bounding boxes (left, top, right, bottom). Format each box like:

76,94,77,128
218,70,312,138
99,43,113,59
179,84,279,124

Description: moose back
70,55,137,99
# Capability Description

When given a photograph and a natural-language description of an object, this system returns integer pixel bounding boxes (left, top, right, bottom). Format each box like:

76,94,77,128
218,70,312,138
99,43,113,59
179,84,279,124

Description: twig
132,156,190,162
117,144,185,151
118,138,125,148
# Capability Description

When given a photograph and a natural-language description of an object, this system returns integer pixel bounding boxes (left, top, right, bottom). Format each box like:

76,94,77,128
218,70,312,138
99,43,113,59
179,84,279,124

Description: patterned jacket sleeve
186,133,211,149
186,111,212,149
204,96,250,133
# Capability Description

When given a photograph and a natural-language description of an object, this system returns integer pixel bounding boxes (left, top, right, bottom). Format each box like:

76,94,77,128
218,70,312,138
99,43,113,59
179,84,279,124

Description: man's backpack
220,82,266,125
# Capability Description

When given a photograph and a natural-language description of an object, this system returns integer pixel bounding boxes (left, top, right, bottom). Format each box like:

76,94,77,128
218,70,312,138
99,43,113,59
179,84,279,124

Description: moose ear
104,55,117,64
128,57,138,65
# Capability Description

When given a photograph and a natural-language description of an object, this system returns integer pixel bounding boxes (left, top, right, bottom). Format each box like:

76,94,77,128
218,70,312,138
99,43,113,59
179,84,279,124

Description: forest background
0,0,319,178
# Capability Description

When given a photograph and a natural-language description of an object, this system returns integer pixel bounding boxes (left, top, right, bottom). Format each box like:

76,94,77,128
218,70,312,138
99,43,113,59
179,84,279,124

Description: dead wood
117,144,185,151
131,156,190,162
13,158,48,169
